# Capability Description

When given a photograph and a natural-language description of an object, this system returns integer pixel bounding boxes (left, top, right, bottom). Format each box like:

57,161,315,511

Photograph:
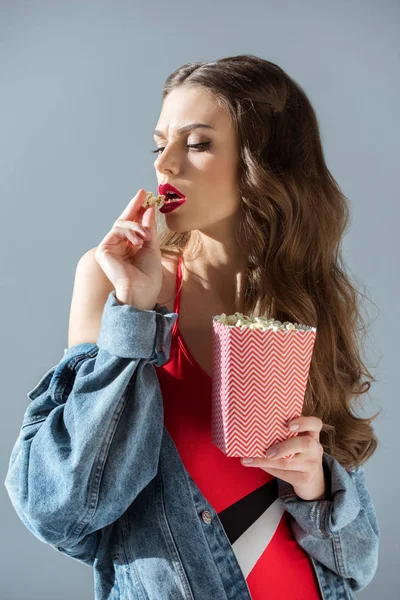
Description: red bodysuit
154,255,322,599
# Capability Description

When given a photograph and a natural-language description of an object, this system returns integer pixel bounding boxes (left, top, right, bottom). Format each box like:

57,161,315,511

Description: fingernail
289,423,299,430
242,458,254,464
266,448,277,457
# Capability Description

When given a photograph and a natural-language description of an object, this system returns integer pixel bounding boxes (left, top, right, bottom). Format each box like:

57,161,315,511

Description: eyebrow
153,123,214,137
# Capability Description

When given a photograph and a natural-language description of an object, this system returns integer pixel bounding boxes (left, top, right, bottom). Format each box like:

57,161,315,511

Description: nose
154,147,180,176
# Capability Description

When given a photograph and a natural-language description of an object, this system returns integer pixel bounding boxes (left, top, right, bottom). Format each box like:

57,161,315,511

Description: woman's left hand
240,416,327,501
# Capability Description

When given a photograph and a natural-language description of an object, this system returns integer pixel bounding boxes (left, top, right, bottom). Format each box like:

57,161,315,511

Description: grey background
1,1,397,598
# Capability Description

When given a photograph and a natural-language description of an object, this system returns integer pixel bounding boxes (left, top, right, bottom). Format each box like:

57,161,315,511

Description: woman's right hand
95,189,163,310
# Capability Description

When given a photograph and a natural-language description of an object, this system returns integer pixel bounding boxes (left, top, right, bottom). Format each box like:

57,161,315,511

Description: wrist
115,290,155,311
114,290,133,306
294,466,328,501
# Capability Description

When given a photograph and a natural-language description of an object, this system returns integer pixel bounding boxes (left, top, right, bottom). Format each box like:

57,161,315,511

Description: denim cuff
277,451,361,539
96,291,178,363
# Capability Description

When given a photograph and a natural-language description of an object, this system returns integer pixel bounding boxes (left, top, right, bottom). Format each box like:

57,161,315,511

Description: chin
165,223,193,233
163,213,194,233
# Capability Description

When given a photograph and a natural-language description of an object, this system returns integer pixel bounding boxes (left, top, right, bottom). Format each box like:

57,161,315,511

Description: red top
154,255,322,599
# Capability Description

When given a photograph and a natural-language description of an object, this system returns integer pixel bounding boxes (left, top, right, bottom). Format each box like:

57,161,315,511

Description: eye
151,142,211,154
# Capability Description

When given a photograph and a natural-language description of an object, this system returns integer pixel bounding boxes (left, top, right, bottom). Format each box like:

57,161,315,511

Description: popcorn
141,191,166,208
212,313,316,333
211,313,317,459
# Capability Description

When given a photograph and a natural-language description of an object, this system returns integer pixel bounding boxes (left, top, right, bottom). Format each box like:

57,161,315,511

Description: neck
182,229,247,314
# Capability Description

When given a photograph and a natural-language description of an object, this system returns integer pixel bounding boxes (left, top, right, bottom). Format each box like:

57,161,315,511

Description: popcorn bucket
211,317,317,459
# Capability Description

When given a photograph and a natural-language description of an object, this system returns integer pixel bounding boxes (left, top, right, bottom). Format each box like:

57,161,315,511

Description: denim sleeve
277,451,380,593
4,291,178,558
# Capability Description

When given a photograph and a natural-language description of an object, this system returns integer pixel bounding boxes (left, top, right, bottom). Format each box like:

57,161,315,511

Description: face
153,86,240,233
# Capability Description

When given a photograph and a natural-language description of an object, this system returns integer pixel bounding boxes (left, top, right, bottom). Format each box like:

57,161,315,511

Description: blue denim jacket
4,291,380,599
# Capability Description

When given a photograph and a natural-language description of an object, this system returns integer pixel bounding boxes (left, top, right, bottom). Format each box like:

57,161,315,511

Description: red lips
158,183,186,199
159,199,186,214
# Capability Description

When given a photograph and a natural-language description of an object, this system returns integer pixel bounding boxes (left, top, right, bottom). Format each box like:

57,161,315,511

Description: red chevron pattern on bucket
211,322,317,459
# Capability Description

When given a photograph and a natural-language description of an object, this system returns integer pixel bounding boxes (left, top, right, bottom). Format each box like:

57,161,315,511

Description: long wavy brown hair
155,54,381,471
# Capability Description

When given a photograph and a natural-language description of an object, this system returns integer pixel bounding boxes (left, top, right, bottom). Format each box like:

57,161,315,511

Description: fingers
289,416,324,440
113,219,151,239
124,230,144,248
117,190,158,246
241,454,303,472
112,220,151,248
141,203,157,233
240,417,324,468
118,189,147,221
263,435,322,461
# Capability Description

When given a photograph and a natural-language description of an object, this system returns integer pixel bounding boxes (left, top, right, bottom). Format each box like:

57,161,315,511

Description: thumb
142,205,160,249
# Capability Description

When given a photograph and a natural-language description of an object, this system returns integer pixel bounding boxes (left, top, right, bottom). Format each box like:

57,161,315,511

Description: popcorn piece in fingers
142,191,166,209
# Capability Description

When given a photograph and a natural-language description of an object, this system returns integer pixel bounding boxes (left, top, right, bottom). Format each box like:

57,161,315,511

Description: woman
5,54,380,599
